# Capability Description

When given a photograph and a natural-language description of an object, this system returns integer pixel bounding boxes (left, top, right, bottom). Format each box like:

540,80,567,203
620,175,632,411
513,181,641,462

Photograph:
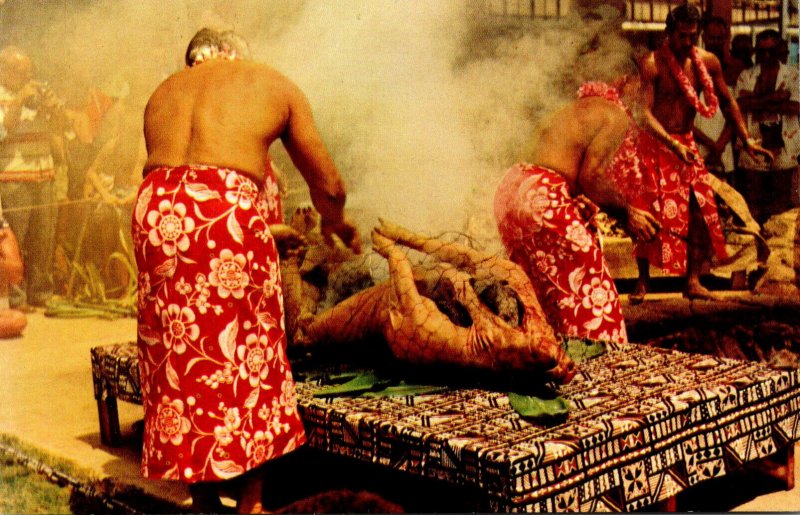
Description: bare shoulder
638,50,659,79
574,96,624,123
696,47,722,72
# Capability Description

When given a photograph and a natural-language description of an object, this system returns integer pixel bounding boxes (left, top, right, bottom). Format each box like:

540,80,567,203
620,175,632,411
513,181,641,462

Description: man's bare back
526,97,629,204
144,57,360,250
144,60,292,180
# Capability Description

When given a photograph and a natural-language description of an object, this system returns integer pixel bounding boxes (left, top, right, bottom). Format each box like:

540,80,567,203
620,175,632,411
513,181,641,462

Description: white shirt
735,63,800,171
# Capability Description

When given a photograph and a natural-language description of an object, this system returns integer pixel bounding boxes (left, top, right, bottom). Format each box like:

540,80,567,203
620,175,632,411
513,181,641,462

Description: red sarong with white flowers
633,132,728,275
494,164,627,344
131,164,306,484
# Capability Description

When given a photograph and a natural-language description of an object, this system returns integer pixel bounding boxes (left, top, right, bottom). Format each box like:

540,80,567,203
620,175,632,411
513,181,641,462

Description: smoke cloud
0,0,636,246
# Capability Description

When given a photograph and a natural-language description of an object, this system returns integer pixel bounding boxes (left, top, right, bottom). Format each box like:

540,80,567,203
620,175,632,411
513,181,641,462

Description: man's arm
706,50,766,160
578,108,660,243
2,82,39,135
280,84,361,252
737,68,799,116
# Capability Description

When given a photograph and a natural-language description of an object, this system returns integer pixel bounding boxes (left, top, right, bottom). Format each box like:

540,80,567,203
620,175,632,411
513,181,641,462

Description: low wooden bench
90,340,799,511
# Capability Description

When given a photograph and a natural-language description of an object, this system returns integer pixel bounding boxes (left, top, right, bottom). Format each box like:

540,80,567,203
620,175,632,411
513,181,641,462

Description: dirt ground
0,302,798,512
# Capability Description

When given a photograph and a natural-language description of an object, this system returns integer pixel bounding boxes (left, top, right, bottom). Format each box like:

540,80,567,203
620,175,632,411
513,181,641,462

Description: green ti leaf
508,391,571,419
313,372,393,397
563,337,606,363
362,383,449,398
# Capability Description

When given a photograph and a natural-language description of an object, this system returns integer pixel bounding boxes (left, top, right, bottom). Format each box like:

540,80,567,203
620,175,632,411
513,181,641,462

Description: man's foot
237,501,268,514
629,280,648,305
683,283,723,301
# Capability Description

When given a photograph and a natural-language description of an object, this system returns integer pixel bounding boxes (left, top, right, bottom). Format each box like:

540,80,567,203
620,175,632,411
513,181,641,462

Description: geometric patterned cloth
297,342,800,512
90,340,799,511
90,342,142,405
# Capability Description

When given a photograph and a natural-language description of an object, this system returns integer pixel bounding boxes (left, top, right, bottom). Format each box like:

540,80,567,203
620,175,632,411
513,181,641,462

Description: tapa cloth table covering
296,341,800,512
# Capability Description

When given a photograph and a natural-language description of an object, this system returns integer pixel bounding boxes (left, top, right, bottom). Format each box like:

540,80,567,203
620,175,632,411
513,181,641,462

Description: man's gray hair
185,28,222,67
219,30,251,60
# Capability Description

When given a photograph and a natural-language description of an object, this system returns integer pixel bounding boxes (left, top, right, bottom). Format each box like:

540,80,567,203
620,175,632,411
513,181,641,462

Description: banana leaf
563,337,606,363
508,391,571,419
313,372,394,397
362,383,450,398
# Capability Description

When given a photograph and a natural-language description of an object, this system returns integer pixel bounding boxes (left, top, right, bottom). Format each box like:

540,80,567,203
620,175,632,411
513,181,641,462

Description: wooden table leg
655,495,677,512
787,442,797,491
96,392,122,447
745,443,797,491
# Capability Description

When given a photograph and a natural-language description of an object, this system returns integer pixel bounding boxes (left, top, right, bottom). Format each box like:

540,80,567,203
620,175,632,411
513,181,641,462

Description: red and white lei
662,41,718,118
577,81,625,111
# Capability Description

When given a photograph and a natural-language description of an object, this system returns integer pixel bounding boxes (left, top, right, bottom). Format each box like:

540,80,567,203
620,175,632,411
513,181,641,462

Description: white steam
1,0,635,244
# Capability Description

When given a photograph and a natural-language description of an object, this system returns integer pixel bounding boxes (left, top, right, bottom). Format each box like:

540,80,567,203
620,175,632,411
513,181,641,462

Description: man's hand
625,205,660,243
16,82,40,109
670,139,700,165
321,216,362,254
574,194,600,221
268,224,308,254
744,138,774,164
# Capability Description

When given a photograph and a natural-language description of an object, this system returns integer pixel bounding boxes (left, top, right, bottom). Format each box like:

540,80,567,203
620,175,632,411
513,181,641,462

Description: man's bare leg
684,194,722,301
189,482,223,513
237,471,266,514
631,258,650,304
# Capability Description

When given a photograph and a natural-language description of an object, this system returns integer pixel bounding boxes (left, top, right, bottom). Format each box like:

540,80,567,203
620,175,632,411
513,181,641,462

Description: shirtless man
633,4,772,302
495,73,660,344
132,28,360,513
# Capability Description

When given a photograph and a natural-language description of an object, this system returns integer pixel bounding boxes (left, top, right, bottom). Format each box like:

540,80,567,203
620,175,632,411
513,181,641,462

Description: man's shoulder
637,50,661,76
638,50,657,66
574,96,626,125
695,47,722,70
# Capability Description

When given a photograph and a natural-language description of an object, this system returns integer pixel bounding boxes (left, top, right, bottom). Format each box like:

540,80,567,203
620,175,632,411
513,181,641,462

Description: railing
626,0,708,23
471,0,708,21
733,0,782,24
471,1,798,34
469,0,570,19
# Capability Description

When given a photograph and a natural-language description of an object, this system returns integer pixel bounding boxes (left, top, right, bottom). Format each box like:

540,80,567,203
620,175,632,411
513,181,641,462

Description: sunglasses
756,47,778,55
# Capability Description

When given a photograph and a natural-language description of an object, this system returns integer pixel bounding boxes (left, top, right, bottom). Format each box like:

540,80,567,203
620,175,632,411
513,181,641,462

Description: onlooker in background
0,195,27,337
54,81,120,285
735,29,800,224
80,76,144,296
694,17,742,181
731,34,754,70
702,17,746,86
0,45,68,309
778,38,790,65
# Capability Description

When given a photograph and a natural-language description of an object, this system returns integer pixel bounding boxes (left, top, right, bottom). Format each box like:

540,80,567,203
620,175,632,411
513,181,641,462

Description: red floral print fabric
494,164,627,344
632,132,728,275
131,165,306,483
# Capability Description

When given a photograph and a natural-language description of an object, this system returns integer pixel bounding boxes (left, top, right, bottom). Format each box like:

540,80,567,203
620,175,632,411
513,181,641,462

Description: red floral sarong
494,164,627,344
633,132,728,275
131,164,306,483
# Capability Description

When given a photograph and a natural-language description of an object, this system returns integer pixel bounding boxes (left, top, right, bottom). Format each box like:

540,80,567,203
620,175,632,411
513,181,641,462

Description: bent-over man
495,73,660,344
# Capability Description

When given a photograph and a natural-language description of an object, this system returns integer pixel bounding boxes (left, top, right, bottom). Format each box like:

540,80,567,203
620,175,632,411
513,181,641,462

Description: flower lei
662,41,718,118
577,81,627,112
190,46,238,67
